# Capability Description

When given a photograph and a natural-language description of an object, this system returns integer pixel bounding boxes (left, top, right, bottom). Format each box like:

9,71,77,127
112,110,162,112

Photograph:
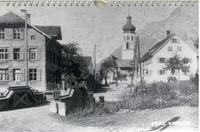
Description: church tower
122,15,136,60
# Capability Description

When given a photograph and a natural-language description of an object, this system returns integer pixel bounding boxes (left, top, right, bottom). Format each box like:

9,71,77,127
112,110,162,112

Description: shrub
118,81,198,110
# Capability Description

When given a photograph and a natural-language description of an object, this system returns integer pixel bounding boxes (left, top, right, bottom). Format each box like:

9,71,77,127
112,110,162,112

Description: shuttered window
13,28,24,39
13,48,20,60
0,69,9,81
159,70,165,75
13,69,22,81
29,48,37,60
159,58,165,63
29,68,37,81
0,48,8,60
0,29,5,39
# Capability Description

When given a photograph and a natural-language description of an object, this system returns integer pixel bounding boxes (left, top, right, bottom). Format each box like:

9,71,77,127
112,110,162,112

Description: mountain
137,7,198,56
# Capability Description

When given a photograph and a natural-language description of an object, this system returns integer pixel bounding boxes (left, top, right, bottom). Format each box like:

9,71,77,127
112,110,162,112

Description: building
0,11,63,92
114,15,137,83
141,31,198,83
109,14,198,85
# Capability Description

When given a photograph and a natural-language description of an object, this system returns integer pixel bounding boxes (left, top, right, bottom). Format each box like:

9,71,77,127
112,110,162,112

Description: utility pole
133,37,138,94
93,44,96,81
137,37,144,94
21,9,29,86
131,36,136,94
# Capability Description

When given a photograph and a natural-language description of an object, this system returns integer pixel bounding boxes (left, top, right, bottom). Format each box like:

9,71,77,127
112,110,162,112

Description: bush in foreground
118,81,198,111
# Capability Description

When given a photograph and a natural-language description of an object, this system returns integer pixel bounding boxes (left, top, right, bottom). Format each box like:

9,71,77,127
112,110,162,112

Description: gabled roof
141,34,175,62
35,26,62,40
0,11,62,40
0,11,24,24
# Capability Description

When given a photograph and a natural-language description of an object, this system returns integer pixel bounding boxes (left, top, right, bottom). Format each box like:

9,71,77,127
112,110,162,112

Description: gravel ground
0,104,198,132
94,84,129,102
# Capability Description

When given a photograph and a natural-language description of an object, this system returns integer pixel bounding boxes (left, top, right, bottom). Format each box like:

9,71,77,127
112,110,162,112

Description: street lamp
21,9,30,86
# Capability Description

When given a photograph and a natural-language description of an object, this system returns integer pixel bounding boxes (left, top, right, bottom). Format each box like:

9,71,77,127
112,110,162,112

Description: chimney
166,30,171,37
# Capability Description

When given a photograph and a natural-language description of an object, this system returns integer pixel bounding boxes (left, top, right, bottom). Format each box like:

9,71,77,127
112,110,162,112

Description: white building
141,31,198,84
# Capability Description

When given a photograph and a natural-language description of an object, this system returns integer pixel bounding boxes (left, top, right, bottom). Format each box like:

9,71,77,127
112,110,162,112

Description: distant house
0,11,63,92
141,31,198,83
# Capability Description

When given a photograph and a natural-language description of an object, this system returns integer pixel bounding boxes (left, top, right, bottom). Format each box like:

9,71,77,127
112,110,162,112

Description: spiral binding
0,0,198,7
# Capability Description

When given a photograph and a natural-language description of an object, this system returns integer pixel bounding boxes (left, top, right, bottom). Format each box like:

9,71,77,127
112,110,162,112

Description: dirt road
0,104,198,132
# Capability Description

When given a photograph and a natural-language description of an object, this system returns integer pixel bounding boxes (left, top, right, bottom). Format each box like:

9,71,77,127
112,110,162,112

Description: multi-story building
141,31,198,83
0,11,63,92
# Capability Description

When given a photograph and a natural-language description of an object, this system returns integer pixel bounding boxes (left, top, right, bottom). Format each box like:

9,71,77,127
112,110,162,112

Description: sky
0,4,186,62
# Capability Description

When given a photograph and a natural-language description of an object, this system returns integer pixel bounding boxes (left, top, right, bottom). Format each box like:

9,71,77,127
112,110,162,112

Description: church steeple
122,14,136,60
122,15,136,33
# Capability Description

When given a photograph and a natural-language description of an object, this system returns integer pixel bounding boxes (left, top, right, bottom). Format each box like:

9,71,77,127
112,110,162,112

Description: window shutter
37,68,41,81
4,28,9,40
9,69,13,81
20,29,24,40
7,48,11,60
37,48,41,60
21,69,25,81
9,28,13,39
20,48,25,60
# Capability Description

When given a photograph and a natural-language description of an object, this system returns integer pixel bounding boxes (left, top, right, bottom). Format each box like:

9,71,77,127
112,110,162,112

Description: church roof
0,11,24,24
122,15,136,33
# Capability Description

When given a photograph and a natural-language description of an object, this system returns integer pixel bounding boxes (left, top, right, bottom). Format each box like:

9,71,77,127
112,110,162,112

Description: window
29,48,37,60
127,36,129,40
126,42,130,49
0,48,8,60
144,69,151,75
131,36,133,40
13,48,20,60
0,69,9,81
177,46,182,51
182,58,190,64
13,28,24,39
159,70,165,75
159,58,165,63
172,38,177,43
168,46,173,51
31,35,36,40
0,29,5,39
13,69,21,81
29,69,37,81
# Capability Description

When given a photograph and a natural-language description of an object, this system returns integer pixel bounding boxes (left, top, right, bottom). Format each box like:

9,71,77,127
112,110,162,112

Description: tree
99,57,115,85
164,55,190,80
62,43,89,84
